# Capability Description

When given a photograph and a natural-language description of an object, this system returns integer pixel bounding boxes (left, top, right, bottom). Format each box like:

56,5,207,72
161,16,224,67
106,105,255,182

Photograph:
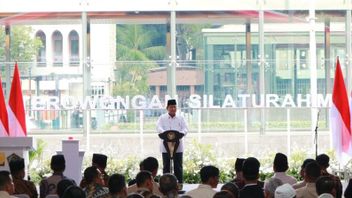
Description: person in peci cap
9,158,38,198
80,153,109,188
239,157,264,198
156,99,188,183
92,154,109,186
40,154,76,198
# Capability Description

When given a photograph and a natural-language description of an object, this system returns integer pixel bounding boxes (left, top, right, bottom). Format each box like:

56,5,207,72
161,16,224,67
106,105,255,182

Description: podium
158,130,184,174
57,139,85,184
0,137,35,174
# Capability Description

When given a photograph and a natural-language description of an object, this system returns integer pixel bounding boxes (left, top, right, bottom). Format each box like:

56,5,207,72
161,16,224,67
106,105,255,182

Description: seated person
292,159,315,189
265,153,297,186
81,154,109,188
316,154,342,198
57,179,76,198
295,161,321,198
264,178,283,198
128,157,162,196
231,158,245,189
239,157,264,198
0,171,16,198
108,173,127,198
316,176,336,198
186,165,219,198
40,154,75,198
159,174,178,198
9,158,38,198
130,171,154,195
221,182,238,198
82,166,109,198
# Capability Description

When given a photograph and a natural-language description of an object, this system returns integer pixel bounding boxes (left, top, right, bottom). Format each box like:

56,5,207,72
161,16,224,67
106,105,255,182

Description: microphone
315,108,320,157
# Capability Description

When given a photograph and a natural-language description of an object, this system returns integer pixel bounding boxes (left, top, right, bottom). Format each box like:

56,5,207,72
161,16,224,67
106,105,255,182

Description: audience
13,153,349,198
128,157,162,196
231,158,245,189
265,153,296,188
220,182,238,198
40,154,75,198
9,158,38,198
316,176,336,198
81,154,109,188
239,157,264,198
82,166,109,198
264,177,283,198
108,173,128,198
135,171,154,194
0,171,16,198
57,179,76,198
295,161,321,198
159,173,179,198
292,158,315,189
186,165,219,198
316,154,342,198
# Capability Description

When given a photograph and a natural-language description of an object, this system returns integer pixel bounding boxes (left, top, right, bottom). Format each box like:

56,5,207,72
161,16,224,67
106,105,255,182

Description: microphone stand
314,109,320,158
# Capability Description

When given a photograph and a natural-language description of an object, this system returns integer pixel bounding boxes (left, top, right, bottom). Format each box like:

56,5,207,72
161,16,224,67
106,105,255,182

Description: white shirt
264,172,297,191
186,184,217,198
156,113,188,153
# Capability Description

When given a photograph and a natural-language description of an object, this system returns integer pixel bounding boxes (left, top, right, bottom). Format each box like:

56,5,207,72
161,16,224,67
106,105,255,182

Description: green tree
0,26,42,62
114,24,166,96
176,24,211,61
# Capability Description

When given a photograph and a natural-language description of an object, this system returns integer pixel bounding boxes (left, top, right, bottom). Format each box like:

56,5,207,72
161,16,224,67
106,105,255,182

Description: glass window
69,30,79,66
35,30,46,67
52,30,63,66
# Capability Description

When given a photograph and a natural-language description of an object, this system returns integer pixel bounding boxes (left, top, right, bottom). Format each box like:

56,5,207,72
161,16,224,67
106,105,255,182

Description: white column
167,0,177,98
309,0,318,154
259,0,265,134
62,31,69,67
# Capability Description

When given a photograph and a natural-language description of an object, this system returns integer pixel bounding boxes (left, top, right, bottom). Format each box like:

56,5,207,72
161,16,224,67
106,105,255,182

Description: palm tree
114,24,166,96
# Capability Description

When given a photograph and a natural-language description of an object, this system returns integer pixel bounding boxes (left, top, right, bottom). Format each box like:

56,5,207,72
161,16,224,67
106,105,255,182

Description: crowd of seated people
2,152,352,198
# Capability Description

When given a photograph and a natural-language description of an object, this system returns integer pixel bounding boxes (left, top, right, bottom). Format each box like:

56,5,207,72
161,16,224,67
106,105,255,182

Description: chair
14,194,30,198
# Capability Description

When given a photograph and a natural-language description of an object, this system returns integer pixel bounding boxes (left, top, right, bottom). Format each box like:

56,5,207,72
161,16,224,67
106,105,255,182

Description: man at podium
156,99,188,183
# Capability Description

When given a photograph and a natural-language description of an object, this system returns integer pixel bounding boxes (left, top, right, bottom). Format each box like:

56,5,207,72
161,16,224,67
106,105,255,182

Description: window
35,30,46,67
52,30,63,66
69,30,79,66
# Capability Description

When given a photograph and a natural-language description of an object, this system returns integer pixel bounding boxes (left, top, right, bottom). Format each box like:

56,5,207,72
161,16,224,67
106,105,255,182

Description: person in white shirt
264,152,297,193
156,99,188,183
0,171,17,198
186,165,219,198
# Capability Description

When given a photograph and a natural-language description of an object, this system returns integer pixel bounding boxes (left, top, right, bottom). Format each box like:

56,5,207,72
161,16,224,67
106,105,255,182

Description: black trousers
162,152,183,183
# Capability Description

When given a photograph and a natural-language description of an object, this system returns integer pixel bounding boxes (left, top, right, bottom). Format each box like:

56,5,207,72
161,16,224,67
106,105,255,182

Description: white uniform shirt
186,184,217,198
156,112,188,153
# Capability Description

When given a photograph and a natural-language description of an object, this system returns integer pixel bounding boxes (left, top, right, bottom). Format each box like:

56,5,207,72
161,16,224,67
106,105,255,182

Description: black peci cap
9,158,25,174
51,155,65,166
92,154,108,169
167,99,177,107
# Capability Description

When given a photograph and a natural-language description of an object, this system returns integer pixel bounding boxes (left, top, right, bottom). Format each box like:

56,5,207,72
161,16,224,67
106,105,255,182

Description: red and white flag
331,57,351,161
0,76,9,136
8,63,27,137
